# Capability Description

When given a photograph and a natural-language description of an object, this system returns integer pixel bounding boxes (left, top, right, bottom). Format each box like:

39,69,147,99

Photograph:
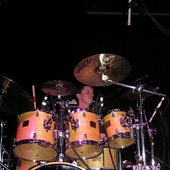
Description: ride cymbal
0,75,34,114
74,53,131,86
41,80,78,96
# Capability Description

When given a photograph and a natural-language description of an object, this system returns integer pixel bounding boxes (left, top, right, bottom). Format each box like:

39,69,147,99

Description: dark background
0,0,170,169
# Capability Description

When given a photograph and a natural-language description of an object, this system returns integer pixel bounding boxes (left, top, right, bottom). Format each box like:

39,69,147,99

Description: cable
132,0,170,38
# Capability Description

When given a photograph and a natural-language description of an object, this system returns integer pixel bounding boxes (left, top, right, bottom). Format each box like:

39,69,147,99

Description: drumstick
32,85,37,110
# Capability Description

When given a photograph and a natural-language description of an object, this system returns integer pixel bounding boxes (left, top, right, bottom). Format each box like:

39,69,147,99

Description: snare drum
104,109,135,149
13,110,57,161
77,147,119,170
65,110,102,159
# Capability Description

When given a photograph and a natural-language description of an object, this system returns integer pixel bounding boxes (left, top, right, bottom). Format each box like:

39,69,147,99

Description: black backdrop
0,0,170,169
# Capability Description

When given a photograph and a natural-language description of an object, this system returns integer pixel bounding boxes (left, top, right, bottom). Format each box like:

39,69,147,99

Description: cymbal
0,75,34,114
41,80,78,96
120,86,160,100
74,53,131,86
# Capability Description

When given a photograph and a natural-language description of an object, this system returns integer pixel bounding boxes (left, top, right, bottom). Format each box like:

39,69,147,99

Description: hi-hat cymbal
41,80,78,96
0,75,34,114
120,86,160,100
74,53,131,86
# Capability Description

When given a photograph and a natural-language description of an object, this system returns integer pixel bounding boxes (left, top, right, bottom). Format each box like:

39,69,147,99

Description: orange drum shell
104,111,130,138
15,110,55,144
69,111,100,142
65,111,102,159
13,110,57,161
104,110,135,149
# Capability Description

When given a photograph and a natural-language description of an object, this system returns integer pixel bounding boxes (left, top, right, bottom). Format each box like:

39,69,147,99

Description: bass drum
29,162,86,170
77,147,119,170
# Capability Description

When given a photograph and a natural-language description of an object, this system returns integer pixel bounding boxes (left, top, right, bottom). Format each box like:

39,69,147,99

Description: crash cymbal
74,53,131,86
120,86,160,100
0,75,34,114
41,80,78,96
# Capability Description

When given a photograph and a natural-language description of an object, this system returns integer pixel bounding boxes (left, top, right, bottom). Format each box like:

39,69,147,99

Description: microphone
99,95,104,107
149,97,165,123
127,0,132,26
95,94,104,108
41,94,49,111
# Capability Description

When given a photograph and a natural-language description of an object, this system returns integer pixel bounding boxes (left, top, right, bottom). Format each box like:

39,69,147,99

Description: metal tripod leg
0,161,9,170
0,121,9,170
118,150,122,170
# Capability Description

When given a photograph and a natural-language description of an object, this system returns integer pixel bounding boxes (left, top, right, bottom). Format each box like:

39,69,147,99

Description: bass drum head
30,162,85,170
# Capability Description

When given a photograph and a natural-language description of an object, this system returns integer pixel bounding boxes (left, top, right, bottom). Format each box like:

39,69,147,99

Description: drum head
30,162,85,170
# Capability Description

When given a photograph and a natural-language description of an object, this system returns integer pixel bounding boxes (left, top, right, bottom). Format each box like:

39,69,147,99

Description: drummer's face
79,86,94,104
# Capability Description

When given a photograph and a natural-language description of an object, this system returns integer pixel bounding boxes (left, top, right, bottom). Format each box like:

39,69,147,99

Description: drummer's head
76,84,94,110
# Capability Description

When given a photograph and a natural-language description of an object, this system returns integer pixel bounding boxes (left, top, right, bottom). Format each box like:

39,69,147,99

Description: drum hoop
14,139,54,148
18,110,53,123
29,161,86,170
111,132,131,139
71,109,97,115
70,140,101,147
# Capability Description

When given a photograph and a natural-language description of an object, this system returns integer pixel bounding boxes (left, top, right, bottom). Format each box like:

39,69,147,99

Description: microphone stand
55,98,67,162
127,0,132,26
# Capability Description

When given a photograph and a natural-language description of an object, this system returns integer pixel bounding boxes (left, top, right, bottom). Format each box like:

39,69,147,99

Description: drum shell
65,110,102,159
13,110,57,161
104,110,135,149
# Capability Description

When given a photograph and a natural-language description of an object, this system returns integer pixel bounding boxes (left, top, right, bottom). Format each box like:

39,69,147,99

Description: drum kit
0,54,167,170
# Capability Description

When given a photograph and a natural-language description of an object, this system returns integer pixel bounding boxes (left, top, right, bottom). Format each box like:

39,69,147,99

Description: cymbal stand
102,77,166,170
133,87,161,169
0,120,9,170
54,96,68,162
134,89,147,167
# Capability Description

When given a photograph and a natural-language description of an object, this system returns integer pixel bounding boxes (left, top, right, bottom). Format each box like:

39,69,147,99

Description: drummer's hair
74,85,84,103
76,84,89,94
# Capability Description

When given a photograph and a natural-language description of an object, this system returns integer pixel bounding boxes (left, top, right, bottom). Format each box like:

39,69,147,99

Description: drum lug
115,129,120,134
83,134,87,140
35,110,39,117
33,133,37,139
82,111,86,117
